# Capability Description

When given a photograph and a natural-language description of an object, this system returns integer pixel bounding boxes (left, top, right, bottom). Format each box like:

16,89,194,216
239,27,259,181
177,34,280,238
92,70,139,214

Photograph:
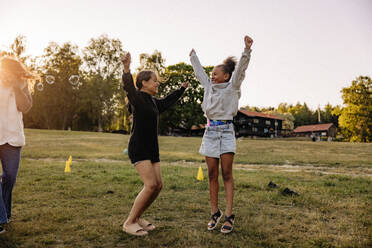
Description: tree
137,50,166,74
136,50,209,134
264,110,295,130
0,35,27,60
158,63,209,134
10,35,29,63
338,76,372,142
288,102,316,127
0,35,30,70
321,103,340,127
277,102,290,114
241,105,263,112
81,34,126,132
25,42,82,130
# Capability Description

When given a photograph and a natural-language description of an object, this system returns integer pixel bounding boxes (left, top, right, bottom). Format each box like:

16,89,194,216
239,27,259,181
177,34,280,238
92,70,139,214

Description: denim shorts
199,123,236,158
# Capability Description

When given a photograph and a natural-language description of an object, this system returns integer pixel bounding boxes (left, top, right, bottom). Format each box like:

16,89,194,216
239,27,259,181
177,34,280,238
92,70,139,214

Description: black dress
122,72,186,164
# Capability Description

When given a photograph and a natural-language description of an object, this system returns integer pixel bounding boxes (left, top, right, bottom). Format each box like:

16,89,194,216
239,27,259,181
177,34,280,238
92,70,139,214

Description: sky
1,0,371,110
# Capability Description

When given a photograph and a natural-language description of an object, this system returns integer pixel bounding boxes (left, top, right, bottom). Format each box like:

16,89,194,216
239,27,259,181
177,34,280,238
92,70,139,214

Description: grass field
0,129,371,247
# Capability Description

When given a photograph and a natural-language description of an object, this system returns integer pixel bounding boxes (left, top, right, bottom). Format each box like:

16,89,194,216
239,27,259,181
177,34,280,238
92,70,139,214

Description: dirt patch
24,158,372,177
171,161,372,178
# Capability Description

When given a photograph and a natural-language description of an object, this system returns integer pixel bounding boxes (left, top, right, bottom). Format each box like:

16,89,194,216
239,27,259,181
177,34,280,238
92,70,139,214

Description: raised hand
122,52,131,73
182,81,189,88
189,49,195,56
244,35,253,49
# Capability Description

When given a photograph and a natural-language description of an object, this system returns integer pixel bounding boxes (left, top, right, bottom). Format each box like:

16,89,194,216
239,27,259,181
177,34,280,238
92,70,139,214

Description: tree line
1,35,371,142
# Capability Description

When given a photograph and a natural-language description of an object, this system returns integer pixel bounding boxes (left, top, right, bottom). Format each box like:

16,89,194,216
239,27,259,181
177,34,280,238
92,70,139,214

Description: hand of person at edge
189,49,195,56
122,52,131,73
244,35,253,49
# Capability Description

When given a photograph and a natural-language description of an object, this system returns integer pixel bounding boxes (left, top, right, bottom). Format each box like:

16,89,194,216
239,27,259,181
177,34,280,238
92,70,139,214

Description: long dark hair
135,70,154,90
217,56,237,82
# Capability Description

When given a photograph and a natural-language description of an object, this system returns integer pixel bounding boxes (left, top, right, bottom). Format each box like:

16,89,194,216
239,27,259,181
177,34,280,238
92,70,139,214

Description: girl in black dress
121,52,188,236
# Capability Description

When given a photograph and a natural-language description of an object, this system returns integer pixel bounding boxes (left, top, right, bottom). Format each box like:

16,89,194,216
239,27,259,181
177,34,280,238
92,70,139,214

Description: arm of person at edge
13,80,32,113
154,81,189,113
230,35,253,90
189,49,210,87
121,52,138,107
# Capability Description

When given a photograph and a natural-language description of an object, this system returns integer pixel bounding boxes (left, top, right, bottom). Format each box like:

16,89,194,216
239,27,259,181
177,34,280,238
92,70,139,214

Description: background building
233,110,284,137
293,123,337,138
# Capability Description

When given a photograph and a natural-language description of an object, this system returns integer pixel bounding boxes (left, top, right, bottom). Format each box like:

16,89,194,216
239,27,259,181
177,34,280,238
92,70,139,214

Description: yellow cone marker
197,165,204,181
65,156,72,173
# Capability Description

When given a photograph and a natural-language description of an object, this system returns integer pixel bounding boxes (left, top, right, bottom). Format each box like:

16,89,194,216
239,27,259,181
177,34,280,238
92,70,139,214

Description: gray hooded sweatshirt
190,48,252,121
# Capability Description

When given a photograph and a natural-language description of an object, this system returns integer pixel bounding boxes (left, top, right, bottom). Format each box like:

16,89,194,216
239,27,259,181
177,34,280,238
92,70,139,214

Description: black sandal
221,214,235,233
207,209,223,231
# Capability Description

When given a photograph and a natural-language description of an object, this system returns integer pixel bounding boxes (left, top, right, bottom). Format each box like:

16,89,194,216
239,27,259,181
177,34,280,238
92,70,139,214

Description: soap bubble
46,75,55,85
69,75,79,86
36,82,44,91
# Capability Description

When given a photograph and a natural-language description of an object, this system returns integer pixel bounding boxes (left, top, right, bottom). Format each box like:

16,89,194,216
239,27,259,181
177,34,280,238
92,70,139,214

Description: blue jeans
0,143,21,224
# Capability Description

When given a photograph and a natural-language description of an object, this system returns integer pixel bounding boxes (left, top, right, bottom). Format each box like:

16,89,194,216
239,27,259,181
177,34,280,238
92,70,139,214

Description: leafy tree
25,42,82,130
241,105,263,112
331,105,342,121
80,34,126,132
0,35,31,72
137,50,166,74
136,50,209,134
10,35,29,63
159,63,209,134
0,35,27,60
338,76,372,142
264,110,295,130
288,102,316,127
277,102,290,114
320,103,340,127
260,106,275,112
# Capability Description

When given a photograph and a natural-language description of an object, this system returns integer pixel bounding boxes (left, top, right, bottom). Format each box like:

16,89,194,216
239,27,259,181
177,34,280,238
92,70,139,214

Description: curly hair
216,56,237,82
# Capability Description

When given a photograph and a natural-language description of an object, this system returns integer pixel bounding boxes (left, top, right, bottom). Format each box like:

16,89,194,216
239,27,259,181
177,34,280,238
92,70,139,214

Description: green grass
0,129,371,247
22,129,372,168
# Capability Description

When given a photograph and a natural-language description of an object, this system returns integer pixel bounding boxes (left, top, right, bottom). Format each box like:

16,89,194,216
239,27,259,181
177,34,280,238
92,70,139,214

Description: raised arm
155,82,188,113
189,49,210,87
231,35,253,89
121,52,138,106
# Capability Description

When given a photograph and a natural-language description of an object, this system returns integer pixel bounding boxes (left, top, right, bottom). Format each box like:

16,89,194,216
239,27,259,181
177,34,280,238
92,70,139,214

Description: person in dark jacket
121,52,188,236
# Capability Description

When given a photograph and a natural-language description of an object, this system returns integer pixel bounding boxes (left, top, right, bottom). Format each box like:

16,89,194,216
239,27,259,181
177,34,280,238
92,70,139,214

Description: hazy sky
1,0,371,109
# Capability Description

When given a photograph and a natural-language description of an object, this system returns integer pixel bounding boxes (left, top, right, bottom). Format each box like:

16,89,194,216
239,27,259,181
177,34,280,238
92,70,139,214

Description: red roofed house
233,110,284,137
293,123,337,138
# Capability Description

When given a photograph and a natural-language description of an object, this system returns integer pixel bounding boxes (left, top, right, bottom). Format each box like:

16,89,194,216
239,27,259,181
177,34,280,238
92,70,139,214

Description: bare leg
220,153,234,227
135,162,162,221
206,156,219,215
124,160,160,226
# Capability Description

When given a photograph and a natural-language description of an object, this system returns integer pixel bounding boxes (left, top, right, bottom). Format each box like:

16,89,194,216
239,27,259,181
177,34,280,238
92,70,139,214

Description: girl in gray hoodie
189,35,253,233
